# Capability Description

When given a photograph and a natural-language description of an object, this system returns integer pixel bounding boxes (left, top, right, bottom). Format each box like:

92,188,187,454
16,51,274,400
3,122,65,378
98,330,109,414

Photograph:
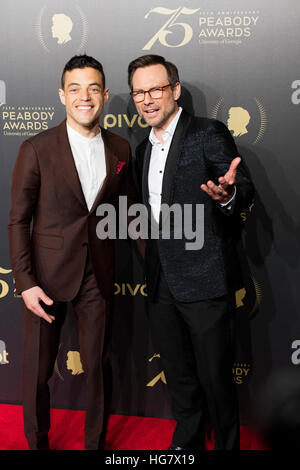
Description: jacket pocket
32,232,64,250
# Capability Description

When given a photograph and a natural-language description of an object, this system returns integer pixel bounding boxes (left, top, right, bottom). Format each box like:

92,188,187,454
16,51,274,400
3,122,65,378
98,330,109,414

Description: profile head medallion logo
235,276,262,318
35,3,88,53
227,106,251,137
54,344,84,380
210,97,267,144
66,350,84,375
51,13,73,44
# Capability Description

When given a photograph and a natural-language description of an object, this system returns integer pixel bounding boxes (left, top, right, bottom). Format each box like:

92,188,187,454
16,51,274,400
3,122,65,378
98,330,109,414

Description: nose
143,91,153,105
79,88,91,101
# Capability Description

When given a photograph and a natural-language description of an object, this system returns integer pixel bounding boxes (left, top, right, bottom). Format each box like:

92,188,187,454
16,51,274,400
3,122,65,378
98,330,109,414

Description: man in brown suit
8,55,132,450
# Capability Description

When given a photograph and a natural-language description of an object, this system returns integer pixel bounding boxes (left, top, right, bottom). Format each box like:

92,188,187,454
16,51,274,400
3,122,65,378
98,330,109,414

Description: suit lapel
140,111,191,226
161,111,192,207
141,139,152,207
89,128,119,214
57,120,88,211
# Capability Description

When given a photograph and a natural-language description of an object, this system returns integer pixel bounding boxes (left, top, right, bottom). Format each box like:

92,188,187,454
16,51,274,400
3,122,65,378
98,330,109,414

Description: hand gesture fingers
219,156,241,190
31,302,55,323
201,156,241,204
201,180,227,202
22,286,55,323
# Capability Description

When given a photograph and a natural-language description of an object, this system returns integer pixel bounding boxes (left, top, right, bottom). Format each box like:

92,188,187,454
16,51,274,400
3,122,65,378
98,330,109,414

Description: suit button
82,242,88,247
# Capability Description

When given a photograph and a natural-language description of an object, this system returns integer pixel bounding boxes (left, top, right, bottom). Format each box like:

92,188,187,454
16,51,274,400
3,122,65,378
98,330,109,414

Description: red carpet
0,404,268,450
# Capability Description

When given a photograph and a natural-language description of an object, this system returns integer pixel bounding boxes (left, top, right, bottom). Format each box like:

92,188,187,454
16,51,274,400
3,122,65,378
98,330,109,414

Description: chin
78,120,94,128
145,117,162,128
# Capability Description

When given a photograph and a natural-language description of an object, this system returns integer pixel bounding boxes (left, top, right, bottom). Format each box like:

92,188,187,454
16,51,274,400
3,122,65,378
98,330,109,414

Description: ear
103,88,109,104
58,88,66,106
173,82,181,101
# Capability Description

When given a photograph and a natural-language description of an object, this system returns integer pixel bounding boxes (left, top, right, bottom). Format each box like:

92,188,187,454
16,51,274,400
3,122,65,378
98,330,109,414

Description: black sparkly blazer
134,110,255,302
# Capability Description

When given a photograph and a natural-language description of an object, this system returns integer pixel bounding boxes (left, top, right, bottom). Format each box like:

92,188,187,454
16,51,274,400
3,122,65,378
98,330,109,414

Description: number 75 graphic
143,7,200,50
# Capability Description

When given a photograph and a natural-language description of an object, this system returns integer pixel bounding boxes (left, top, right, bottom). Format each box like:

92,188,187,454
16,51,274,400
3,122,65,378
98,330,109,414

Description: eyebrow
67,82,102,88
132,85,164,92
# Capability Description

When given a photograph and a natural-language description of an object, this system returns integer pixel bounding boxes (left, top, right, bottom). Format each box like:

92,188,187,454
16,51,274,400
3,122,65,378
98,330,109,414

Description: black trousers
22,252,111,450
148,270,240,450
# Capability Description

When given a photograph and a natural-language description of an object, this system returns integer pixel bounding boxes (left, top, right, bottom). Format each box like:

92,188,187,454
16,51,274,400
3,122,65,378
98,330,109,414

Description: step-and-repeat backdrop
0,0,299,424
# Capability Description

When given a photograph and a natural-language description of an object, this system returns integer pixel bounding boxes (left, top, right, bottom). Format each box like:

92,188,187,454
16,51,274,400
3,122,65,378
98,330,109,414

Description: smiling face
59,67,108,136
131,64,181,134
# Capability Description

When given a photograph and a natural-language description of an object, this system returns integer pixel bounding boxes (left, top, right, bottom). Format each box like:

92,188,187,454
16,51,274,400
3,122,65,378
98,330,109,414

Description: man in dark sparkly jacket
128,54,254,450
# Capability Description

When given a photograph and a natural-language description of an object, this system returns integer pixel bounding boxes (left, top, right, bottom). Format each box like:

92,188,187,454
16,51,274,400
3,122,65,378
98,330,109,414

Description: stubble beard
143,102,178,131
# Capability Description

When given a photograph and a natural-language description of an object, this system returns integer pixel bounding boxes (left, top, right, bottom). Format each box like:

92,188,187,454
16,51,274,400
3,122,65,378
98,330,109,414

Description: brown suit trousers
23,251,111,450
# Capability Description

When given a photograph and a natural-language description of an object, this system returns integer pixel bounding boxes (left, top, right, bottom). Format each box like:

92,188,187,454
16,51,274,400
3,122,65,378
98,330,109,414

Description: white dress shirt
148,107,183,223
67,123,106,211
148,107,236,222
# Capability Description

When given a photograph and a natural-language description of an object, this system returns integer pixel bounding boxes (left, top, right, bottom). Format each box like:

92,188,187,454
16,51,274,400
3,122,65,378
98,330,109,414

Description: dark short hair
61,54,106,89
128,54,180,90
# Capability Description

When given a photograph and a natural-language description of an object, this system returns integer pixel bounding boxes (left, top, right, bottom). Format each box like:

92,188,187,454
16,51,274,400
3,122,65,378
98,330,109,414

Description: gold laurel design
76,6,88,53
35,5,50,53
253,97,267,144
54,343,64,381
210,97,224,119
240,200,255,222
248,276,262,318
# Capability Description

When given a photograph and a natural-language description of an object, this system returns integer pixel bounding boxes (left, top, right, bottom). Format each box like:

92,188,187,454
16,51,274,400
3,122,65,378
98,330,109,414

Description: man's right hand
21,286,55,324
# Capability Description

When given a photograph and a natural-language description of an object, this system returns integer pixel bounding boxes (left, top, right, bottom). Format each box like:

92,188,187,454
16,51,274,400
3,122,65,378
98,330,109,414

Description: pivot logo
114,283,147,296
103,113,148,130
0,340,9,364
0,80,6,104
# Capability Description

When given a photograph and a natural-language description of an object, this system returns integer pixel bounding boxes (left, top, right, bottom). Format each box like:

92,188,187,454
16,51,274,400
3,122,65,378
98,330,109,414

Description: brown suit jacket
8,120,132,301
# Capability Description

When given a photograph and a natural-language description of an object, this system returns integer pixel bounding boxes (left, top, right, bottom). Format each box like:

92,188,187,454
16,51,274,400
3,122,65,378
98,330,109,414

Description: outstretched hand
200,156,241,204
